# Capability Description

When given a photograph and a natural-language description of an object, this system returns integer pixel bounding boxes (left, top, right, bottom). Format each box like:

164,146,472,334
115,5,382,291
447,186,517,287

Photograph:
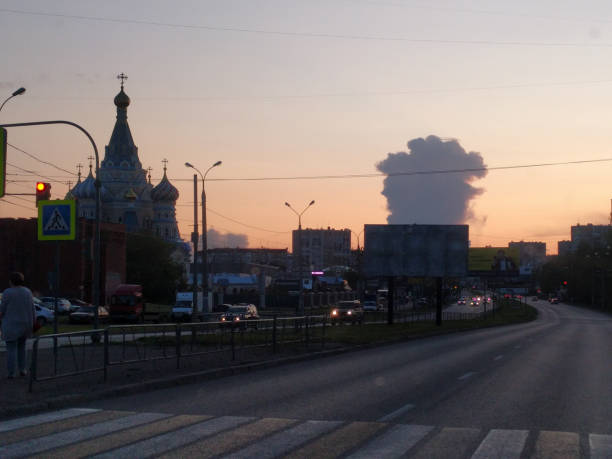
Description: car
416,298,429,307
69,305,110,324
330,300,364,324
68,298,91,312
220,304,260,327
213,303,233,313
457,298,466,305
549,297,559,304
34,298,55,327
38,297,72,314
362,300,378,312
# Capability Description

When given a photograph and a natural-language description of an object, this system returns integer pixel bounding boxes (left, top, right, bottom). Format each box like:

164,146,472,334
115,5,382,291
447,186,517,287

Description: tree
126,231,185,304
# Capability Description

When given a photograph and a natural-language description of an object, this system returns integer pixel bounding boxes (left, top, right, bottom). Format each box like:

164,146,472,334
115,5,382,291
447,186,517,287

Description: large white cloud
377,135,487,224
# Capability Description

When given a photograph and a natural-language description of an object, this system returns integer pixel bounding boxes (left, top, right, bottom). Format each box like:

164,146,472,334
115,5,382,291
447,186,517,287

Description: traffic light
35,182,51,206
563,280,568,286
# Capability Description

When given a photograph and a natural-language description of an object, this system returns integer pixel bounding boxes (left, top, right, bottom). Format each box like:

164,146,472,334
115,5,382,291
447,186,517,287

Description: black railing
28,304,497,392
28,316,328,392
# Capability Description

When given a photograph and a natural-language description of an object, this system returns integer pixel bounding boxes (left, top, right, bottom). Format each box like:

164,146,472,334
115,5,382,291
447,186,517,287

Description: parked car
457,297,466,305
34,298,54,327
330,300,363,324
362,300,378,312
69,305,110,324
68,298,91,312
38,297,71,314
220,304,259,328
549,297,560,304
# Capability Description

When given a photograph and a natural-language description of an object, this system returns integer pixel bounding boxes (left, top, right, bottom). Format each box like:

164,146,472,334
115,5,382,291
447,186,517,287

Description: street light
285,200,315,313
0,87,26,113
185,160,222,317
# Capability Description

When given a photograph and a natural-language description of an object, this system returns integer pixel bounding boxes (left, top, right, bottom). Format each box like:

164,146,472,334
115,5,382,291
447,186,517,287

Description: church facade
68,77,181,242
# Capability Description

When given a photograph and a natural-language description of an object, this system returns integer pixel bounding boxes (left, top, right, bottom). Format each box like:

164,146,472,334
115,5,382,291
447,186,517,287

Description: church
67,75,181,241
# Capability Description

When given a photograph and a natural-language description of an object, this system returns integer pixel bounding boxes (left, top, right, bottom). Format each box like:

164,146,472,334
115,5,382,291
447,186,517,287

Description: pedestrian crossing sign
38,200,76,240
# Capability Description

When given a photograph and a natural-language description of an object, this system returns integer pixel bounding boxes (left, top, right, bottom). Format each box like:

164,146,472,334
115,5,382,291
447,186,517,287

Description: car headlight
331,310,338,316
234,317,240,321
347,310,352,315
221,317,226,321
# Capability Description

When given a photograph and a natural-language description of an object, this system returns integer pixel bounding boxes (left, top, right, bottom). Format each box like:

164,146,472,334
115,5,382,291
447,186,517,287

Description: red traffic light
35,181,51,205
563,281,568,286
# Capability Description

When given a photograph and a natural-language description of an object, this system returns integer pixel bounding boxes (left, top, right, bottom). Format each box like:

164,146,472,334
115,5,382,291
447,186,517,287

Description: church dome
71,169,112,202
114,88,130,109
151,171,179,202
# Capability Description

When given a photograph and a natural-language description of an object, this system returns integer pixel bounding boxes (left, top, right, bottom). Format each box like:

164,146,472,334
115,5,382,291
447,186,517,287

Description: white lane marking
224,419,342,459
590,433,612,459
93,415,255,459
0,412,169,458
494,355,504,361
377,403,415,422
458,372,476,380
471,429,528,459
348,424,433,459
0,408,100,433
535,431,579,458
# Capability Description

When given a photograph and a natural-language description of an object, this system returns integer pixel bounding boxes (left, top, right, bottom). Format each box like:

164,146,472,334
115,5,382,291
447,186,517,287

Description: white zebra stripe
0,408,100,433
0,412,169,458
348,424,433,459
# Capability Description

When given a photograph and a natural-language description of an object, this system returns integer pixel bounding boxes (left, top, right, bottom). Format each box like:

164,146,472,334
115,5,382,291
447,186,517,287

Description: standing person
0,272,36,379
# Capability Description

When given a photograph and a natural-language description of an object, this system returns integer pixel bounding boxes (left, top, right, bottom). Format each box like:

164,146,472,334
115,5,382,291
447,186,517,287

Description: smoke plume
207,228,249,248
376,135,487,224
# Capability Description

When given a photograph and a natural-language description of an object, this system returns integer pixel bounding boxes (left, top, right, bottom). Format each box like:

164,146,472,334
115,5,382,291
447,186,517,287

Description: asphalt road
87,299,612,432
4,300,612,457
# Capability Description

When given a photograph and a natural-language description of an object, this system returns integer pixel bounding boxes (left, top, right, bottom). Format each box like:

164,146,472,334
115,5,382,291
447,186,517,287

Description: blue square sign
38,200,76,240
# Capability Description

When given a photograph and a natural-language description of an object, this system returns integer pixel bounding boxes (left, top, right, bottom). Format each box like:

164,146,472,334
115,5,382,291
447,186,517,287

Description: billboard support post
387,276,395,325
436,277,443,326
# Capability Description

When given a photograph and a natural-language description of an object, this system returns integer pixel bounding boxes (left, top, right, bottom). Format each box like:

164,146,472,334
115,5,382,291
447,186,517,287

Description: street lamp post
0,87,26,113
186,160,222,316
285,200,315,314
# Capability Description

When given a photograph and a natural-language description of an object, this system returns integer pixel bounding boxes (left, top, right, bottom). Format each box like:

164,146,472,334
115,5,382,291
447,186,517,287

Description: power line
168,156,612,182
6,163,66,185
24,78,612,103
3,7,612,48
8,143,77,176
0,198,34,210
346,0,612,25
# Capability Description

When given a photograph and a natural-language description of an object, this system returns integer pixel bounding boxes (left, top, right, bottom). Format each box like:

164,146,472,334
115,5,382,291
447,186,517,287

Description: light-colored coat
0,286,35,342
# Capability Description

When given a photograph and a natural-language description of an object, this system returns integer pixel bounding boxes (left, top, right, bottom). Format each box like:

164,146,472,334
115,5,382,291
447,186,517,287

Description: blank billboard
363,224,469,277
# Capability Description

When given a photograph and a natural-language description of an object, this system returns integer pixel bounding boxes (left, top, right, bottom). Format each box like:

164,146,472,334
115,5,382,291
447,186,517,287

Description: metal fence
28,304,502,391
28,315,328,392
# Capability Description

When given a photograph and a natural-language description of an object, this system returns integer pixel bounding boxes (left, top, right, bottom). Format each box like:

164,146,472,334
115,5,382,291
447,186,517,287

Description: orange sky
3,1,612,254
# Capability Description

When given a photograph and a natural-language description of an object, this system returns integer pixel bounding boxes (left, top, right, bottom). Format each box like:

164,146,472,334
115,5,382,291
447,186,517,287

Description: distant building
208,248,288,276
292,227,351,271
570,224,612,252
558,240,572,257
508,241,547,275
185,247,288,286
0,218,126,302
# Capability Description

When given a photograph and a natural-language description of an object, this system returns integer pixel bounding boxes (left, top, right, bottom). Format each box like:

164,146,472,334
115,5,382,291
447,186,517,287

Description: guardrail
28,305,501,391
28,315,328,392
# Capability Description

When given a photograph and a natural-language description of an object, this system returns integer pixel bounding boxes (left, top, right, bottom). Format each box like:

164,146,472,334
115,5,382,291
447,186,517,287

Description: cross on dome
117,73,128,90
162,158,168,173
87,155,95,171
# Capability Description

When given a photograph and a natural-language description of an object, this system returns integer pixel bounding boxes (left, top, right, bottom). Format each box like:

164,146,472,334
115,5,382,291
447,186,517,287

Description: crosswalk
0,407,608,458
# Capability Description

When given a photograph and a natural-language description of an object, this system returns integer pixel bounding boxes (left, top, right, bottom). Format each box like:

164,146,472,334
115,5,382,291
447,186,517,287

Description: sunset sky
2,0,612,254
